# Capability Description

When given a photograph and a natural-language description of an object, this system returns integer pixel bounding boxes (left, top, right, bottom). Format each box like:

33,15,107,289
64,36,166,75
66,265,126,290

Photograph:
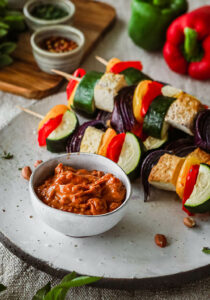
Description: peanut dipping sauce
36,163,126,215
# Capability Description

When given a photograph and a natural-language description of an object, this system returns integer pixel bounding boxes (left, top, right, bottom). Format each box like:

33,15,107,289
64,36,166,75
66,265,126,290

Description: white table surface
0,0,210,299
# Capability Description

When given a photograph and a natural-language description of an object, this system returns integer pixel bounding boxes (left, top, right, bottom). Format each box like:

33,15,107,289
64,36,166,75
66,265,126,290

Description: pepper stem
184,27,199,61
153,0,170,7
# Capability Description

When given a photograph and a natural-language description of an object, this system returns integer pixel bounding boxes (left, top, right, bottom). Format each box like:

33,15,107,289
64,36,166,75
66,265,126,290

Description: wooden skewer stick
16,106,44,120
95,56,108,66
51,69,81,81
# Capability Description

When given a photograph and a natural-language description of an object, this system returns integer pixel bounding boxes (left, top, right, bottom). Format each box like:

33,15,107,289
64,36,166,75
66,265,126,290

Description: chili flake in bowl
30,25,85,74
40,36,78,53
29,153,131,237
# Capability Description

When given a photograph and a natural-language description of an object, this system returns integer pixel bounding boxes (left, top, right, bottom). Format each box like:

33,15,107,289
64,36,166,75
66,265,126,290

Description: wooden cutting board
0,0,116,99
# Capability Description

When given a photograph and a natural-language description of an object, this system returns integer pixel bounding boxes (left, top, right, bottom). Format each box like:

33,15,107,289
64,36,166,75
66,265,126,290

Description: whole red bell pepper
110,61,143,74
38,114,63,146
106,133,126,163
66,68,86,100
163,6,210,80
182,164,199,215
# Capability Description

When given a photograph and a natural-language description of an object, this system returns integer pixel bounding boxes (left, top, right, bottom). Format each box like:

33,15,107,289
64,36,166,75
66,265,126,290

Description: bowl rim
30,25,85,58
23,0,75,25
29,153,132,218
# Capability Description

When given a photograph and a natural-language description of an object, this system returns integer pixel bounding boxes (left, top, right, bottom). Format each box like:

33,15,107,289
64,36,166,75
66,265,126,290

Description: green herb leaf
44,273,101,300
0,42,16,54
1,151,13,159
0,28,7,37
0,21,9,29
44,272,77,300
0,0,7,8
0,54,12,67
0,284,7,293
202,247,210,254
3,14,25,32
33,282,51,300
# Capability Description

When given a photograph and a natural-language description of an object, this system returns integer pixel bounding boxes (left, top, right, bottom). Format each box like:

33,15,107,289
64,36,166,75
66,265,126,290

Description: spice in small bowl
31,4,68,20
40,36,78,53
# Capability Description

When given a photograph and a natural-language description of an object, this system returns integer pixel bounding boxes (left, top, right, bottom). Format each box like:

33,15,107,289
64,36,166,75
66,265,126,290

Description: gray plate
0,92,209,289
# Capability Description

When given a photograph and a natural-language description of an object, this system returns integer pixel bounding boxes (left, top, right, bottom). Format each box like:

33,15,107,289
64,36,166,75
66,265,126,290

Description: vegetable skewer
51,69,81,82
17,105,78,152
95,56,108,66
17,106,44,119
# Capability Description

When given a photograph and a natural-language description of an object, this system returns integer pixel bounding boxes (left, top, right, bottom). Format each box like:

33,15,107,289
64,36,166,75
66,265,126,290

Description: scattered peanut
34,160,43,168
21,166,32,181
155,234,167,248
183,217,196,228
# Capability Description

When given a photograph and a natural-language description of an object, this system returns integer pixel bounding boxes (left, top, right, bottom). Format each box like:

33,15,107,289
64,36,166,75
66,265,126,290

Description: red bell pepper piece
141,81,163,117
163,6,210,80
106,133,126,163
38,114,63,146
132,123,147,141
110,61,143,74
182,164,200,215
66,68,86,100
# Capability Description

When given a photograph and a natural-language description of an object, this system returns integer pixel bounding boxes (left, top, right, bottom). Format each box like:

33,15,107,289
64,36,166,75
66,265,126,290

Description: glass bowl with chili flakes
30,25,85,74
29,153,132,237
24,0,75,31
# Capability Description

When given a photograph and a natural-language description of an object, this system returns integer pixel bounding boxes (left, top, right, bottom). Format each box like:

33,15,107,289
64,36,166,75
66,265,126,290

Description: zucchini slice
46,110,78,153
143,95,175,139
184,164,210,213
117,132,143,180
143,135,168,151
73,71,103,115
120,67,152,85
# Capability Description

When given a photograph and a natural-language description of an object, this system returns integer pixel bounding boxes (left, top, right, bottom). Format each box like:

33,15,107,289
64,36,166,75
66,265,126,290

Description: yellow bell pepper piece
38,104,68,131
106,58,121,72
67,82,78,109
133,80,152,123
176,155,201,199
98,128,117,156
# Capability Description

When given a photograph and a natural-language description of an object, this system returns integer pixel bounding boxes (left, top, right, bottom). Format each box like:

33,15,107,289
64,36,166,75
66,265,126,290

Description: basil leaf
33,282,51,300
0,42,16,54
202,247,210,254
3,14,25,32
44,274,101,300
0,0,7,8
54,271,77,300
0,54,12,68
0,21,9,29
0,28,7,37
0,284,6,293
44,272,77,300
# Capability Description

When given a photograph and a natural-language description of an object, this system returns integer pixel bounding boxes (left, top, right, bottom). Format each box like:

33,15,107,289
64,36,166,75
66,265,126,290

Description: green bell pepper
128,0,188,51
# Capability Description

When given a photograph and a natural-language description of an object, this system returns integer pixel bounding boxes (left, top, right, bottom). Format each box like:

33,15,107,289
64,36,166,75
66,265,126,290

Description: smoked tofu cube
80,126,104,154
148,154,185,191
161,85,182,98
188,148,210,164
94,73,127,112
165,93,204,135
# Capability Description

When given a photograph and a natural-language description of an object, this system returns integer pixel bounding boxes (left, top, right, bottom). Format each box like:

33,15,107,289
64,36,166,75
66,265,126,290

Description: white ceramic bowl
23,0,75,31
29,153,132,237
31,25,85,74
